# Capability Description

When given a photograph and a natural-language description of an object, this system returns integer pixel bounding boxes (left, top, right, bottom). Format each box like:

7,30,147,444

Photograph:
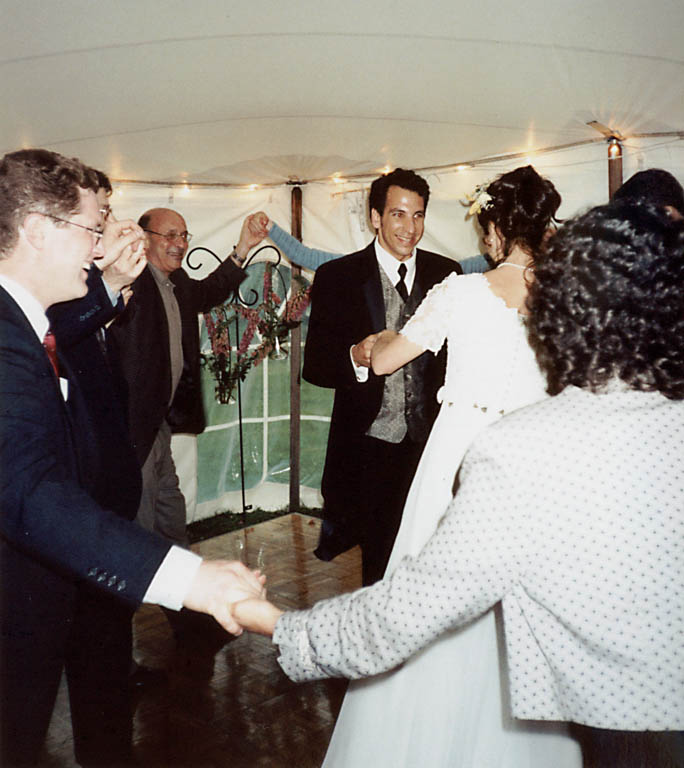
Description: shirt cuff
273,611,320,682
350,346,369,382
142,545,203,611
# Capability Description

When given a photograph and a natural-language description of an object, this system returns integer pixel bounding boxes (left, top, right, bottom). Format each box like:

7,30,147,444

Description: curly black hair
527,201,684,399
477,165,561,263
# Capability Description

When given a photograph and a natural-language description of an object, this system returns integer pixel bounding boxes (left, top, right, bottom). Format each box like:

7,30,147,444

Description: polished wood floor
42,514,362,767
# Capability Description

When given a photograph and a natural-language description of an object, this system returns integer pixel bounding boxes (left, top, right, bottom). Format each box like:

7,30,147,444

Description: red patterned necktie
43,330,59,377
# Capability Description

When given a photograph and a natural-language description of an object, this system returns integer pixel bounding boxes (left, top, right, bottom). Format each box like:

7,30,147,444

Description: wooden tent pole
289,186,303,512
608,139,623,199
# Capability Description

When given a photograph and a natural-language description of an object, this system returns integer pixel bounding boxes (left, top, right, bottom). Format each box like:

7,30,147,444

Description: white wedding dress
322,273,582,767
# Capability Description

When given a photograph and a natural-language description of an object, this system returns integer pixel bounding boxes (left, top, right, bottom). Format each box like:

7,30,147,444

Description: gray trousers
136,421,188,547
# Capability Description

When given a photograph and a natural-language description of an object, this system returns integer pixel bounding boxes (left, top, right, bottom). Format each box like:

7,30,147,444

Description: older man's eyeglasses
32,212,104,243
144,228,193,243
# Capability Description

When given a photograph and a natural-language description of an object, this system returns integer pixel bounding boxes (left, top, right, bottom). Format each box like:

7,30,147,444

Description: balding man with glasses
108,208,260,554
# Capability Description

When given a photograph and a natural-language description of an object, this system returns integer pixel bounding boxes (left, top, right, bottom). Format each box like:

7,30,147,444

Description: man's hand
234,212,271,263
351,333,380,367
182,560,267,635
231,598,283,637
97,219,147,293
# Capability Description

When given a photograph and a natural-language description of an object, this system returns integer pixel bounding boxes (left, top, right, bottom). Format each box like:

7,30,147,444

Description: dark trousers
65,589,135,767
571,723,684,768
0,567,134,767
356,433,425,586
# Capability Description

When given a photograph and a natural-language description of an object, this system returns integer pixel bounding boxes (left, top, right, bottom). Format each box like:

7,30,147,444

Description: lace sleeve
400,272,459,353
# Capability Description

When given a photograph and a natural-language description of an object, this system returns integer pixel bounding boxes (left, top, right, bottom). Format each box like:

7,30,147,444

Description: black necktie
396,263,409,302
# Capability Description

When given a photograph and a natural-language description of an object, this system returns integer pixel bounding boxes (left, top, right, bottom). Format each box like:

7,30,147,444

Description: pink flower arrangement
201,263,311,404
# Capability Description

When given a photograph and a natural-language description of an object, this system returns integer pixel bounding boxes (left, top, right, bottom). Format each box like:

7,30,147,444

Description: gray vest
366,267,425,443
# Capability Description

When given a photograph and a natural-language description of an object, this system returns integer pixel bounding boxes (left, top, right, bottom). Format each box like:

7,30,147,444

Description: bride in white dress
321,166,582,767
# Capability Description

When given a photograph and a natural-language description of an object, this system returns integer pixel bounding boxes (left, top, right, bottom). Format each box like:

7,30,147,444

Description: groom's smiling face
371,185,425,262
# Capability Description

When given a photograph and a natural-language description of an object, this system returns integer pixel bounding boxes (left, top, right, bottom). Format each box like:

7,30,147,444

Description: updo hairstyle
477,165,561,262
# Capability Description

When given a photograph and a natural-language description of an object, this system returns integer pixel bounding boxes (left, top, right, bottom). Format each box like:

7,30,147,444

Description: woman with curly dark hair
528,200,684,400
234,200,684,768
287,166,581,768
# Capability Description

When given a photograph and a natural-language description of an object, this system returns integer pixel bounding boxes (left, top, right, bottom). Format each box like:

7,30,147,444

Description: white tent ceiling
2,0,683,187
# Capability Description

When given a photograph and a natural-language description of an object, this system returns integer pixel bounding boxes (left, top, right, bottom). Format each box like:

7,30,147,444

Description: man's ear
20,213,47,251
370,207,381,231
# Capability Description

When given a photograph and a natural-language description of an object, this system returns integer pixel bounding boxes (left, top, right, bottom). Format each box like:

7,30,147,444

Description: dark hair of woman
527,200,684,399
477,165,561,263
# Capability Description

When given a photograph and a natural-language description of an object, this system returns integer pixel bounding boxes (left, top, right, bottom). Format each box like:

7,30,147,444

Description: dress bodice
401,272,548,418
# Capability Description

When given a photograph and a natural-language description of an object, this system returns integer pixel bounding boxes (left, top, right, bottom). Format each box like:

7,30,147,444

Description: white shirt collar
374,239,417,292
0,274,49,342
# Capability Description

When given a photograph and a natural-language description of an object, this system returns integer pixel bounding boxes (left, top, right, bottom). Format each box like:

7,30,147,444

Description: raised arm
244,214,340,271
371,329,426,375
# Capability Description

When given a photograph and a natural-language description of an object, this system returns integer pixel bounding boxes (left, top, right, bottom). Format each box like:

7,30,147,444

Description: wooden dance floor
43,514,362,767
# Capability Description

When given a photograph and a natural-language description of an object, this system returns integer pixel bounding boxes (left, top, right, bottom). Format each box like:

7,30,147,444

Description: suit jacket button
87,567,97,578
116,580,127,592
107,575,118,587
96,571,107,583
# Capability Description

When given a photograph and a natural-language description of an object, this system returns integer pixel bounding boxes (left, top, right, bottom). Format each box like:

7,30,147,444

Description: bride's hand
182,560,267,635
231,597,283,636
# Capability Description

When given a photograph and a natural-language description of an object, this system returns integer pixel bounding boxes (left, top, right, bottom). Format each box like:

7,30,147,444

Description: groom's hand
182,560,267,635
351,333,380,367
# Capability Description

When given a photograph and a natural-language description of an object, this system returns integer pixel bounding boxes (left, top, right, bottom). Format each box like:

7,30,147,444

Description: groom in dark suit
303,169,461,584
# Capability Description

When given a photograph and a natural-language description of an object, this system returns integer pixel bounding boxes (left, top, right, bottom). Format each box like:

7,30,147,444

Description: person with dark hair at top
233,200,684,768
300,165,572,767
296,168,461,585
0,148,265,766
613,167,684,218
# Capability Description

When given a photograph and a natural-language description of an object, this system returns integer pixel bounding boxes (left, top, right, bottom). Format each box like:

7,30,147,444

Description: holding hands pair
182,559,281,637
96,216,148,299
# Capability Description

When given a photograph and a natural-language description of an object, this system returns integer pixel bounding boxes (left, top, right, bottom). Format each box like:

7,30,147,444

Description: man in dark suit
0,148,263,766
303,169,461,584
45,181,151,764
108,208,258,549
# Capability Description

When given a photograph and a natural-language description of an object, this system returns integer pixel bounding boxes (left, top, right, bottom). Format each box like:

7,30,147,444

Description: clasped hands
96,217,147,298
183,559,282,637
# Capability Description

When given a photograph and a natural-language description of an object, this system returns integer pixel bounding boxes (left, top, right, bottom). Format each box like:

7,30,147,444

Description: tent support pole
608,139,623,199
289,186,303,513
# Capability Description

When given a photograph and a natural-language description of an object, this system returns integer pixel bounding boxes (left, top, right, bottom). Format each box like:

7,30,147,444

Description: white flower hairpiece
462,182,494,217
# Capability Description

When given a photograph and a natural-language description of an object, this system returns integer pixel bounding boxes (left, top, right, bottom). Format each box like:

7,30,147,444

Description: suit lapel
410,250,432,308
359,242,385,332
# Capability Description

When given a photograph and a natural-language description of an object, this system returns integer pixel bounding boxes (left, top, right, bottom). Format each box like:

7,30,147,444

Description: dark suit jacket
48,268,141,520
107,258,246,466
0,283,172,634
302,241,460,542
0,286,172,758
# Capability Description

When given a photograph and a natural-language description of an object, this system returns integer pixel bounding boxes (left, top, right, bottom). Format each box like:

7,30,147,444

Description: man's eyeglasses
144,228,193,243
32,212,104,243
100,204,112,220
